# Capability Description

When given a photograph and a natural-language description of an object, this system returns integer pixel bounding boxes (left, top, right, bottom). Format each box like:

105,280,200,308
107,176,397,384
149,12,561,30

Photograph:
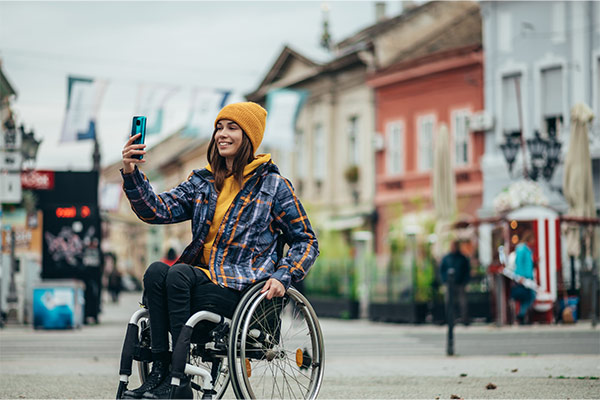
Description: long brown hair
207,128,255,192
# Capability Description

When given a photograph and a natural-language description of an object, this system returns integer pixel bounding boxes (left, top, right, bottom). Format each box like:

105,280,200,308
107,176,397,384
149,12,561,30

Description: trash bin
32,280,84,329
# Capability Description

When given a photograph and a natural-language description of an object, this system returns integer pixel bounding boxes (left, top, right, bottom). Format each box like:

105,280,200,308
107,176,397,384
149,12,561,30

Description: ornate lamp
19,125,42,167
500,137,520,174
526,131,546,180
542,136,562,181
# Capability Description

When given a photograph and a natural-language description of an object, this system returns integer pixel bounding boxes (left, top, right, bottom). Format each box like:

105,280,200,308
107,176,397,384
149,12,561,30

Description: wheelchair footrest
201,389,217,400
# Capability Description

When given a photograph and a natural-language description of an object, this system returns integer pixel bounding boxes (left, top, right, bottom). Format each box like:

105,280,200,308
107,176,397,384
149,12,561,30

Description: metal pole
592,260,598,328
570,256,576,292
6,229,18,322
514,76,529,179
446,268,455,356
590,225,598,328
495,273,504,327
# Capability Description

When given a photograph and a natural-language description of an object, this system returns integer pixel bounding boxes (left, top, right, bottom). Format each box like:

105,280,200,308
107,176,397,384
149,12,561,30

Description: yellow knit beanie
214,102,267,153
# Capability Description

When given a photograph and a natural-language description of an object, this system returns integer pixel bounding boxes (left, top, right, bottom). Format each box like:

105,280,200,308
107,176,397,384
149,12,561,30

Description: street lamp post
19,125,42,170
2,123,41,323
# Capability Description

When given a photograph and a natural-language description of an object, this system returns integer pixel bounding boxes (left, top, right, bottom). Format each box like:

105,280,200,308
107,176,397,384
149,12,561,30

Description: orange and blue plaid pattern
121,162,318,291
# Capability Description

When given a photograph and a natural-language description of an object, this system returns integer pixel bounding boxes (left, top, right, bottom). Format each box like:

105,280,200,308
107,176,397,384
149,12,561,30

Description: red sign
56,206,77,218
21,170,55,190
55,205,92,219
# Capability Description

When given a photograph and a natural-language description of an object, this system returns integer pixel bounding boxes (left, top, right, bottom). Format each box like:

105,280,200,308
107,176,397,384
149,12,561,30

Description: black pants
143,262,242,354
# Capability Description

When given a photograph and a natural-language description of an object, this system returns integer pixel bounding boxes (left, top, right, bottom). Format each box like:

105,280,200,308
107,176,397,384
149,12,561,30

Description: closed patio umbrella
563,103,596,259
432,123,456,260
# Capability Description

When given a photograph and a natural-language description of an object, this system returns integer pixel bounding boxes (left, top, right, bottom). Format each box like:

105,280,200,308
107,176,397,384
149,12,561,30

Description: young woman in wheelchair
120,102,319,399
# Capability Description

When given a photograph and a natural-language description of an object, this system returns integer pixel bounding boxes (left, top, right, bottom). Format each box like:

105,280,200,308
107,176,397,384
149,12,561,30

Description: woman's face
215,119,243,160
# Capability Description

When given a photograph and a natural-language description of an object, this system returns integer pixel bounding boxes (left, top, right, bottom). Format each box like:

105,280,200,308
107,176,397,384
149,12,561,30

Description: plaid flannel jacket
121,161,319,291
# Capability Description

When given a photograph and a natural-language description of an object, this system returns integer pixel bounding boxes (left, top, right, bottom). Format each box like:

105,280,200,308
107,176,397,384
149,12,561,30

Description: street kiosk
503,205,562,322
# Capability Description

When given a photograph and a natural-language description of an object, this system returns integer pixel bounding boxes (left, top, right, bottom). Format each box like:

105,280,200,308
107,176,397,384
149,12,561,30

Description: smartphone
130,116,147,160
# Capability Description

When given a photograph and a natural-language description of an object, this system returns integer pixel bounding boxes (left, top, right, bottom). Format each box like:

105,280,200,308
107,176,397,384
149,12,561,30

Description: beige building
100,131,209,280
247,1,478,251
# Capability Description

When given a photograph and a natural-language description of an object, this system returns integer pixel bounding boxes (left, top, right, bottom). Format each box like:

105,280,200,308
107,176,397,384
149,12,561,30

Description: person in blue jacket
511,230,536,325
120,102,319,399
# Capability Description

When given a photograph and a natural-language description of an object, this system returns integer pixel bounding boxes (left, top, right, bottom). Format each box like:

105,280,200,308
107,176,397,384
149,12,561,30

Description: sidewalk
0,291,598,399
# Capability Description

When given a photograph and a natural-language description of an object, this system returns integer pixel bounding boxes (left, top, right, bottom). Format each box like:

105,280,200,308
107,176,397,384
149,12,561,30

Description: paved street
1,291,599,399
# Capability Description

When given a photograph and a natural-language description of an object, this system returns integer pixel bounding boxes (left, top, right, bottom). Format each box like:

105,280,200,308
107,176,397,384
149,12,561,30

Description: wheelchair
116,280,325,399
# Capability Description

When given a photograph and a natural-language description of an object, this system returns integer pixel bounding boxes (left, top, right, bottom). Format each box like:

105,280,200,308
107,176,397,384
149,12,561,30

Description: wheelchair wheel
228,283,324,399
188,343,230,399
135,316,230,399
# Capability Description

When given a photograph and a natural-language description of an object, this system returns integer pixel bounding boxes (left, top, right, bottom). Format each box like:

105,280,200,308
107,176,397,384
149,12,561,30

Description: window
417,115,435,171
551,2,566,43
452,111,470,166
313,123,325,186
498,12,512,53
502,73,522,136
294,129,305,194
541,67,563,138
597,57,600,119
347,116,360,166
295,129,305,179
386,121,404,175
593,158,600,209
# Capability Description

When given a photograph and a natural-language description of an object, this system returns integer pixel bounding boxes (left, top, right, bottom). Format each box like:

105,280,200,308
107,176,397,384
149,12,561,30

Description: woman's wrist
122,163,135,174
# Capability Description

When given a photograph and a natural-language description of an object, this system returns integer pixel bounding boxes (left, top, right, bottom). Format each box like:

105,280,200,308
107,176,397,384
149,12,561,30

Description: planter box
306,296,359,319
369,302,428,323
370,293,492,325
467,292,492,322
432,292,493,324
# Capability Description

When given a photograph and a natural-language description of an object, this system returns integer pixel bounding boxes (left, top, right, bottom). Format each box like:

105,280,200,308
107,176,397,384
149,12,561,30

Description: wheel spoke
276,356,310,395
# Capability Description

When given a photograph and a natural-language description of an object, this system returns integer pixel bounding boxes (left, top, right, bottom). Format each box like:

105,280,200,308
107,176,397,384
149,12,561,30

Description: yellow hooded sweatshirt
200,154,271,276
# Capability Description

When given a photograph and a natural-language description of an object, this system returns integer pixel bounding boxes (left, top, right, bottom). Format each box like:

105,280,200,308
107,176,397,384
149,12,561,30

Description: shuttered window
417,115,435,171
386,121,404,175
502,74,521,134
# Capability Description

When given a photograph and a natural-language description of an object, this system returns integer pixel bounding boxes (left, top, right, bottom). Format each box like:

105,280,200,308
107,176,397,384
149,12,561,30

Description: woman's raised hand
122,133,146,174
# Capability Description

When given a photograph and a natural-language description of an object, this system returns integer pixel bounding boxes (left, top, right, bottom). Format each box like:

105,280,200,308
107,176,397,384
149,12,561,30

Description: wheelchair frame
116,281,324,399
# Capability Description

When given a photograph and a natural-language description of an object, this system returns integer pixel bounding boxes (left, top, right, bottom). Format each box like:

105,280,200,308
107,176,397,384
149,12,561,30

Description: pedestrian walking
119,101,319,399
510,230,537,325
105,253,122,303
440,240,471,325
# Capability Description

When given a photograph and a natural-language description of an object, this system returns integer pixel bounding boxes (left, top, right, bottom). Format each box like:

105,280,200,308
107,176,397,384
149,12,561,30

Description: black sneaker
142,375,192,399
122,360,170,399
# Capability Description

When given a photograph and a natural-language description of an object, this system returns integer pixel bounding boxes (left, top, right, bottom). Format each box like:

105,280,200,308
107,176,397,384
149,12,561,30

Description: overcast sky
0,0,408,171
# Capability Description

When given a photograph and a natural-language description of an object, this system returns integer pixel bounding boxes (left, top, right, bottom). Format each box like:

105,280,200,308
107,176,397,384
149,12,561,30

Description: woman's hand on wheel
261,278,285,300
122,133,146,174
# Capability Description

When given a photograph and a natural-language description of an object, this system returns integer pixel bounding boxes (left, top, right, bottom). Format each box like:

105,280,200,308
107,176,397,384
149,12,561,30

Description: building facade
366,2,483,257
478,0,600,266
247,1,479,255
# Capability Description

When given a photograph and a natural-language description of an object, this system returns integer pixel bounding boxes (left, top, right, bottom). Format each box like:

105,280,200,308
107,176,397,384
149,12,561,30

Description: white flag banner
263,88,308,151
60,76,108,142
135,83,178,135
183,88,231,138
100,183,122,212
